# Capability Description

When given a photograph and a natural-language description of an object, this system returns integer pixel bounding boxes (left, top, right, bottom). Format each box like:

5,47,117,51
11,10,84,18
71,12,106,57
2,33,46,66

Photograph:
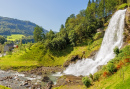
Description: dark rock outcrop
88,50,98,60
63,55,82,67
42,76,50,82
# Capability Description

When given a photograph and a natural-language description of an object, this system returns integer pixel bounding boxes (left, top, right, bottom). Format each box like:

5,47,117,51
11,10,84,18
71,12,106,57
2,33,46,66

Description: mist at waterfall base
64,9,126,76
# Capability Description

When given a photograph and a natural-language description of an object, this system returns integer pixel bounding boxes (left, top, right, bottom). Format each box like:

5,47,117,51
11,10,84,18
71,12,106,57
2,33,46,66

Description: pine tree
88,0,91,7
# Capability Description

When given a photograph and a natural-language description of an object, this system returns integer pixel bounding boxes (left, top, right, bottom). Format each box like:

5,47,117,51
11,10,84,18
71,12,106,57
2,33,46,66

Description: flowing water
64,9,126,76
0,9,126,88
0,70,61,89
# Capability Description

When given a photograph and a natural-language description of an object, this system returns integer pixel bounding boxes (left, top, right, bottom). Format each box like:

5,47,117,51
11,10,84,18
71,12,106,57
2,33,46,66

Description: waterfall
64,9,126,76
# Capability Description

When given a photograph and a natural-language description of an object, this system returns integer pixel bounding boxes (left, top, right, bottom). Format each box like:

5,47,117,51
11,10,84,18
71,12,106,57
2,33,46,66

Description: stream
0,69,62,89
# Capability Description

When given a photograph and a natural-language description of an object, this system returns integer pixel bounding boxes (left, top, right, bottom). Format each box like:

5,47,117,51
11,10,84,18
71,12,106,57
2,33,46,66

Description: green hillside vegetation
0,0,130,88
0,0,128,70
7,34,25,41
88,64,130,89
0,43,38,71
53,44,130,89
0,37,102,71
0,16,48,36
87,44,130,89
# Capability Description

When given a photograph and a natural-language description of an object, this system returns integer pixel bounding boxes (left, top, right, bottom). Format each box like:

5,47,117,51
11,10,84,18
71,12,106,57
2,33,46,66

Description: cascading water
64,9,126,76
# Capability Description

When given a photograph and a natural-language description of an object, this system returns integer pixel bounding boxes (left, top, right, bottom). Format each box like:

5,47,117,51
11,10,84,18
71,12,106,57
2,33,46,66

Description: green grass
85,38,102,58
0,49,38,71
19,38,102,67
88,64,130,89
7,34,25,41
87,45,130,89
53,85,86,89
117,3,129,10
0,38,103,71
0,85,10,89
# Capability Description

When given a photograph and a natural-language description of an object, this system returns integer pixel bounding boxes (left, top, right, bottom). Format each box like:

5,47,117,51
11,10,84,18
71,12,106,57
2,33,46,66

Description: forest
34,0,128,51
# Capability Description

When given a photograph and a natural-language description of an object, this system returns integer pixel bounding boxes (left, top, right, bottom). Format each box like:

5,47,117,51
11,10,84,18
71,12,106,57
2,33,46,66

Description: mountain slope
0,16,48,35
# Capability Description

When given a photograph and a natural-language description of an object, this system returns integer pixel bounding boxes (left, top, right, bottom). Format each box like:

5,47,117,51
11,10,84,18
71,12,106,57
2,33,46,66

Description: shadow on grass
50,45,74,57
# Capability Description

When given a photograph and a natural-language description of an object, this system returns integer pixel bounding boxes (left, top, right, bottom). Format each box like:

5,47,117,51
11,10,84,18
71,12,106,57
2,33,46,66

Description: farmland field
7,34,25,41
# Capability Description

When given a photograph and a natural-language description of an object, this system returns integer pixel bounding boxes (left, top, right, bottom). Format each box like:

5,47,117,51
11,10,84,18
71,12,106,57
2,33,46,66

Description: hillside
0,1,129,89
0,16,48,35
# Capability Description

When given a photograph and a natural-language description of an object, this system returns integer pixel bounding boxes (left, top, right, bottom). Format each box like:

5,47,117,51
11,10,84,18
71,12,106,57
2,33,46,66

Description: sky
0,0,88,32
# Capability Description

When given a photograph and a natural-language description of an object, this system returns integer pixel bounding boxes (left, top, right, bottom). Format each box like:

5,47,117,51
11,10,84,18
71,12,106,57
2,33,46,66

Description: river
0,69,62,89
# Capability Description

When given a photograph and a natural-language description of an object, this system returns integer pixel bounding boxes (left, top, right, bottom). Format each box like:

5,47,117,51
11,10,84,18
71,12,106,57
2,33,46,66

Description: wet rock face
124,8,130,42
63,55,82,67
88,50,98,60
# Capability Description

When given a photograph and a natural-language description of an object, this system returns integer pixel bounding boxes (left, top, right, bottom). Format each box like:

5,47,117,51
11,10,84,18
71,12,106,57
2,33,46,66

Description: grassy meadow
0,38,102,70
7,34,24,41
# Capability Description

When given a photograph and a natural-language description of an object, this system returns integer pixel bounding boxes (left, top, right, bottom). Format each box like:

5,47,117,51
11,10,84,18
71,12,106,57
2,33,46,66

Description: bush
82,76,91,87
93,72,101,81
114,46,120,56
89,73,93,80
103,71,109,77
106,63,117,74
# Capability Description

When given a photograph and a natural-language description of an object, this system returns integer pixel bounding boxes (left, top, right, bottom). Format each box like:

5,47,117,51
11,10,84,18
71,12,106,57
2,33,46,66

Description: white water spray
64,9,126,76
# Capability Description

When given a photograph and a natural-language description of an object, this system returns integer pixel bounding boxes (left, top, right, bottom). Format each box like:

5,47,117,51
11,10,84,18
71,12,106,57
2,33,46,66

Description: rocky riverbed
0,67,63,89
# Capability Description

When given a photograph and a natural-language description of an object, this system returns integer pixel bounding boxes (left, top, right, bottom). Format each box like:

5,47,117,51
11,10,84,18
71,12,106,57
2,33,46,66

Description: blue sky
0,0,88,32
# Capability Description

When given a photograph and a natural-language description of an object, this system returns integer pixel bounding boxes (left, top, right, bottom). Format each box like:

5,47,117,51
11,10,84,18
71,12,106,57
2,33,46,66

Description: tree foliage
33,25,45,42
114,46,120,56
82,76,91,87
33,0,127,51
0,36,6,44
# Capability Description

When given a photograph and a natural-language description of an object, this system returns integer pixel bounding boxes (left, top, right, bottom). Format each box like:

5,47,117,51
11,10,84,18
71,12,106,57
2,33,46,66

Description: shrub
82,76,91,87
114,46,120,56
103,71,109,77
124,58,130,63
106,63,117,74
89,73,93,80
93,72,101,81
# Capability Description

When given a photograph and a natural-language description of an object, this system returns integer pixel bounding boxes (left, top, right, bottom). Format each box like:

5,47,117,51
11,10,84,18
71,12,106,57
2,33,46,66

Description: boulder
42,76,50,82
63,55,82,67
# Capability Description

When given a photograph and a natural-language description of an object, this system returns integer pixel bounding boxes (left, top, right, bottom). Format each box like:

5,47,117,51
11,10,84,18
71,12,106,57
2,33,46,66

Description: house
13,45,18,48
4,44,18,52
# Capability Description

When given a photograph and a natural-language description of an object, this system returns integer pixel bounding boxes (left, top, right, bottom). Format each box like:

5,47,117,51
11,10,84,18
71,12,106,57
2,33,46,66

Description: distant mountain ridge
0,16,48,35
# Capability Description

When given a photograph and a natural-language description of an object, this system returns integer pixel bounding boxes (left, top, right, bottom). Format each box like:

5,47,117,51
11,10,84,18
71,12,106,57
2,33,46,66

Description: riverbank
0,66,63,89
